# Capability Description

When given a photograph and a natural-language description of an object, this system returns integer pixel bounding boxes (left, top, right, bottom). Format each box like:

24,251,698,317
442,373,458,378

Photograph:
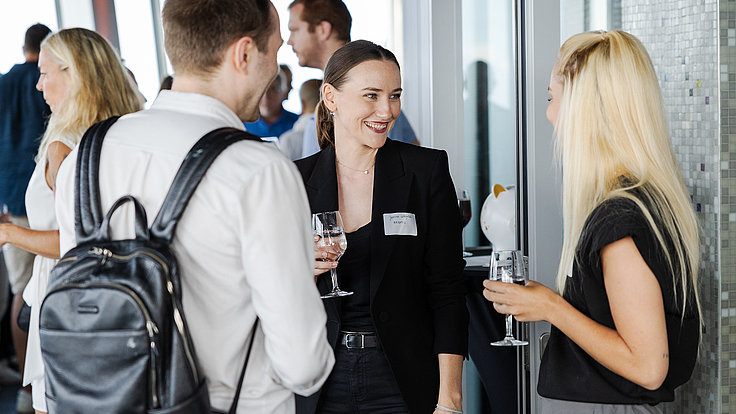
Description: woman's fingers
482,280,557,322
313,260,338,277
482,280,530,316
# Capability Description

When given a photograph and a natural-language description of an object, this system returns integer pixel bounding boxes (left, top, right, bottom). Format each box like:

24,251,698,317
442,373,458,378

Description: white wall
402,0,465,190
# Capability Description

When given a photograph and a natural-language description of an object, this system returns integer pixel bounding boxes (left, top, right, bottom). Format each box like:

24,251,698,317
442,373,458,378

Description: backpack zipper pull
89,247,113,265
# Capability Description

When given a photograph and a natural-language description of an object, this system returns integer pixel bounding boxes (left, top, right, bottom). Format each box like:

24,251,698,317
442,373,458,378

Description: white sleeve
55,147,79,256
300,117,320,158
236,156,334,395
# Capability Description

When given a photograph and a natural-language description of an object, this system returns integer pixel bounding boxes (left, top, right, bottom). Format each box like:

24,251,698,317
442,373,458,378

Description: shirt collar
151,90,246,131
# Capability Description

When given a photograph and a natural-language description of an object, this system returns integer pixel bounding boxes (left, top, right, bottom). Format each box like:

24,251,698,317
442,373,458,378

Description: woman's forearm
0,223,60,259
437,353,463,411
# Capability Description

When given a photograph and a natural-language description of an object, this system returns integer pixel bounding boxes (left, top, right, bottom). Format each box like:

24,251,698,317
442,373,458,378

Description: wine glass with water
313,211,353,299
490,250,528,346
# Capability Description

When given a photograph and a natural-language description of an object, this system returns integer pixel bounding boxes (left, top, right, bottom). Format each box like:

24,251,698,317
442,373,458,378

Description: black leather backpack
39,117,261,413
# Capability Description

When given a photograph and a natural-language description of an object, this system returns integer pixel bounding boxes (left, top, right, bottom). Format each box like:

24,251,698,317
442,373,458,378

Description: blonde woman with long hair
484,30,701,413
0,27,141,413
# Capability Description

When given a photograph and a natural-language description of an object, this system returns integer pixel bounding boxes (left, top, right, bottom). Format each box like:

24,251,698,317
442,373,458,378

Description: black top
537,194,699,404
338,222,374,332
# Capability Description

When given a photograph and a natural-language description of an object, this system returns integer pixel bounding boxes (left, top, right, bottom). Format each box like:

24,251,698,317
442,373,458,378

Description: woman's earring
330,111,335,116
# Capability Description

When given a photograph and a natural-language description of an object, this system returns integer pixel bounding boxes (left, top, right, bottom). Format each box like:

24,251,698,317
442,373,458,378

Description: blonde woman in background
0,27,141,413
484,30,701,413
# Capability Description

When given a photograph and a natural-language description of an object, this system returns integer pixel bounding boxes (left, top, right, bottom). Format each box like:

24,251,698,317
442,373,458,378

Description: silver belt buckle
345,333,364,349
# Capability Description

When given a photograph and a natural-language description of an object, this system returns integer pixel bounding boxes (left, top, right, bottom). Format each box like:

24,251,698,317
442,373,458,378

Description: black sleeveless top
337,222,374,332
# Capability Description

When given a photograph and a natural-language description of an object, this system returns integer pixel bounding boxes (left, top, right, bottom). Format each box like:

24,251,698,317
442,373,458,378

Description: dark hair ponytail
316,99,334,149
314,40,400,149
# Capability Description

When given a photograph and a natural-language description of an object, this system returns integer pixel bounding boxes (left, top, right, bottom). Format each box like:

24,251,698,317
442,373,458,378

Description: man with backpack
53,0,334,412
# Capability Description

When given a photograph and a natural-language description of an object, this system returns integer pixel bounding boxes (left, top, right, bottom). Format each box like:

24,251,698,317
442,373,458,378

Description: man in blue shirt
0,23,51,413
244,66,299,140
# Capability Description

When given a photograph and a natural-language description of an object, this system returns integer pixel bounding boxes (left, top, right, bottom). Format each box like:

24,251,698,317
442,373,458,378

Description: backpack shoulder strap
150,127,262,245
74,116,121,244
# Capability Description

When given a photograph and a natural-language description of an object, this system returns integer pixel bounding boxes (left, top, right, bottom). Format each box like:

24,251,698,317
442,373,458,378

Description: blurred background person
0,27,141,414
244,65,299,140
0,22,51,414
280,63,294,100
279,78,321,160
158,74,173,92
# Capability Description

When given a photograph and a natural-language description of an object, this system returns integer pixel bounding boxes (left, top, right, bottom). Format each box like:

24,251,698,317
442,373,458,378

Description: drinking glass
458,190,472,257
0,204,9,224
312,211,352,299
489,250,528,346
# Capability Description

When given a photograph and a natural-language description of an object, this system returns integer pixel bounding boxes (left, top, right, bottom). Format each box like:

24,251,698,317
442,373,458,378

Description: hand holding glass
312,211,352,299
489,250,528,346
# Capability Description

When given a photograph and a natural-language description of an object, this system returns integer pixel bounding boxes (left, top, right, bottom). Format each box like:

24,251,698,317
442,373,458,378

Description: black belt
340,331,378,349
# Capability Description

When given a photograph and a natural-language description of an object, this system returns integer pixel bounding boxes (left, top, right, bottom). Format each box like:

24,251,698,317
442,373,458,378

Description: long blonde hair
37,28,141,162
554,31,700,319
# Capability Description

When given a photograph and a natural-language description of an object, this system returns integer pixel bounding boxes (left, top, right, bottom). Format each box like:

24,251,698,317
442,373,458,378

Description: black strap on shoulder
228,318,258,414
74,122,261,246
74,116,121,245
150,127,262,246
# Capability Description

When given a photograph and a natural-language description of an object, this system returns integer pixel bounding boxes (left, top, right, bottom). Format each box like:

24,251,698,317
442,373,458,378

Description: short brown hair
162,0,274,76
288,0,351,43
299,78,322,111
24,23,51,54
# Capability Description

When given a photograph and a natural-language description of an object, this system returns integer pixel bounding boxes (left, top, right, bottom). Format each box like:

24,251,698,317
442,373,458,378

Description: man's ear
315,20,333,42
322,83,337,112
231,36,257,73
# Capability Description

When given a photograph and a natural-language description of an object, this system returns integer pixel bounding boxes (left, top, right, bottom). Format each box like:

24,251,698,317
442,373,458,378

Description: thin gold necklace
336,157,374,175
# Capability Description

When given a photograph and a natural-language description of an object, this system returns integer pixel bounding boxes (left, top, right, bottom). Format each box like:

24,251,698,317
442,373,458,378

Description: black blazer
295,140,468,413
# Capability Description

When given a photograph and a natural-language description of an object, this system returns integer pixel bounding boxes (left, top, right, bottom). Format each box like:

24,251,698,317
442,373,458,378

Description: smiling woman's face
326,59,402,150
36,48,68,112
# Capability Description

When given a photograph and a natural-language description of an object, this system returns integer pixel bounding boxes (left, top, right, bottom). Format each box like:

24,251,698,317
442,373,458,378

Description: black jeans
317,344,409,413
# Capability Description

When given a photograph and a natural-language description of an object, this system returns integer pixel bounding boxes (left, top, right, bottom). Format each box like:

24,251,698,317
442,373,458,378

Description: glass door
461,0,528,412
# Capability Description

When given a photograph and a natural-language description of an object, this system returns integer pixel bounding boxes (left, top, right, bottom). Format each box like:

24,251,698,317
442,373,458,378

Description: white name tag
383,213,417,236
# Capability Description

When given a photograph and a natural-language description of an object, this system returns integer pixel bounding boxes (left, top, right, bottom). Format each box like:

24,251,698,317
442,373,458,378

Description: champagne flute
458,190,472,257
313,211,352,299
490,250,528,346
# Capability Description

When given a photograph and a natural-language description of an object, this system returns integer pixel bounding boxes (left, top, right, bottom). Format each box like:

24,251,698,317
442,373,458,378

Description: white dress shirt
55,90,334,413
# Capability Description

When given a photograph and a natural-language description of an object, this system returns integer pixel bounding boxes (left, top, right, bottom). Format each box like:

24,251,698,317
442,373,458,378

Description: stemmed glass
458,190,472,257
312,211,352,299
490,250,528,346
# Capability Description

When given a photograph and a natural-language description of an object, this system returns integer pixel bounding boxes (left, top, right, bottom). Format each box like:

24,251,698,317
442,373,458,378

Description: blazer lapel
370,141,413,302
304,145,339,214
303,146,340,332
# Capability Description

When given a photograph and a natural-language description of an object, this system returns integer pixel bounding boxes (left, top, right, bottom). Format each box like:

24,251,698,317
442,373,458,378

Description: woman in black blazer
294,40,468,414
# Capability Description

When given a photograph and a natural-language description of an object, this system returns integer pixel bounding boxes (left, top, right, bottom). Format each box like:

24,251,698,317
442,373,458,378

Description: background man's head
259,67,289,119
23,23,51,60
299,78,322,115
280,63,293,98
162,0,276,77
287,0,351,70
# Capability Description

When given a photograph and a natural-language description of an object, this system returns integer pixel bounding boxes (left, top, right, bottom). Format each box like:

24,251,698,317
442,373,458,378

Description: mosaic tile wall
719,1,736,413
622,0,722,412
